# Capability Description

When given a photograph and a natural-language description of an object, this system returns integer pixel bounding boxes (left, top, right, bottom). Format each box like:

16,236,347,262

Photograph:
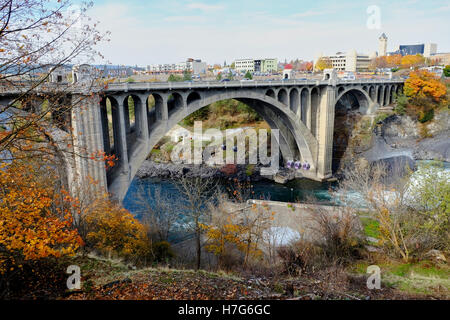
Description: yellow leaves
404,70,447,102
0,163,83,271
84,198,151,258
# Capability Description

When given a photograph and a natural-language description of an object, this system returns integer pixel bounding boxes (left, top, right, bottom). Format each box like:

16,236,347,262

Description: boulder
425,250,447,263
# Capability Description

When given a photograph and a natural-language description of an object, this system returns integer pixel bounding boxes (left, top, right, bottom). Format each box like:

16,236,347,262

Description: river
123,160,450,216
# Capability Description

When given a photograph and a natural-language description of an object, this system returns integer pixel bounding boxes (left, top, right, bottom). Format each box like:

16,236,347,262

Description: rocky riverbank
340,110,450,175
365,111,450,163
136,161,266,181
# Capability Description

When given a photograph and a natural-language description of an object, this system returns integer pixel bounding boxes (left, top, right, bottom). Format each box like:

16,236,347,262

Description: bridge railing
0,78,406,95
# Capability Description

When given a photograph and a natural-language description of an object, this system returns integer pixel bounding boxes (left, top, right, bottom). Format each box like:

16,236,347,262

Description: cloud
292,10,329,18
163,15,206,23
88,1,450,66
186,2,225,12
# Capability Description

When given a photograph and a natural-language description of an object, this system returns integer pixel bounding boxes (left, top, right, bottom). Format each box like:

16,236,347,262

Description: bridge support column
113,95,130,174
136,94,149,142
70,94,108,201
316,86,336,179
306,90,312,130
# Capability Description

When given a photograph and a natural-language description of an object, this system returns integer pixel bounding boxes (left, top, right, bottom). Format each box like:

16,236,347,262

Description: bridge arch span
107,89,319,200
265,88,275,98
289,88,299,115
277,88,288,106
335,87,373,114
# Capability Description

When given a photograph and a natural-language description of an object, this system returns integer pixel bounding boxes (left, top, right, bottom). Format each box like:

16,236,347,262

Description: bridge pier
316,86,336,179
70,94,108,201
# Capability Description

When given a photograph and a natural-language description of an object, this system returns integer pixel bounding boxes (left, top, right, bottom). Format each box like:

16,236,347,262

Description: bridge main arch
106,89,319,201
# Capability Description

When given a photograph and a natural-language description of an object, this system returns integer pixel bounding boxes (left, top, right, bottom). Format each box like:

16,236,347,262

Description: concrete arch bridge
0,75,404,201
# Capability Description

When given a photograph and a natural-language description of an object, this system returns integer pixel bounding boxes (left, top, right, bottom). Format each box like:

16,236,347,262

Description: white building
424,43,438,58
234,59,255,73
315,50,376,72
191,60,207,74
146,58,207,74
378,33,388,57
49,66,68,83
234,58,278,73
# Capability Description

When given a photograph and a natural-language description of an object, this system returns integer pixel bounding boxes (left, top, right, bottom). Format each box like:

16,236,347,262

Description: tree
216,73,222,81
404,70,447,102
132,184,180,242
83,195,151,263
244,71,252,79
183,70,192,81
385,54,402,67
298,61,313,72
338,161,449,262
175,174,219,270
314,57,332,71
0,161,83,274
444,65,450,77
201,181,275,268
369,57,388,70
0,0,107,163
168,74,183,82
401,54,425,68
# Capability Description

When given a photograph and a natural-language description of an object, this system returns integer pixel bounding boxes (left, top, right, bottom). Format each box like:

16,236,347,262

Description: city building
261,58,278,73
146,58,207,74
377,33,437,58
49,66,69,83
424,43,438,58
315,50,376,72
430,52,450,66
282,64,293,79
378,33,388,57
234,58,278,73
234,58,255,73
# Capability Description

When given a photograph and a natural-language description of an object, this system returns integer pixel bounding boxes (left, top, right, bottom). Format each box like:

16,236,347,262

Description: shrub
151,241,175,263
277,241,319,275
393,93,408,115
0,162,83,274
309,209,365,265
418,108,434,123
444,65,450,77
0,162,83,298
83,197,152,264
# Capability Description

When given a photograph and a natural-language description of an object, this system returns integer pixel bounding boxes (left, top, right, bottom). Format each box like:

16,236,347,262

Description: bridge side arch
335,87,373,114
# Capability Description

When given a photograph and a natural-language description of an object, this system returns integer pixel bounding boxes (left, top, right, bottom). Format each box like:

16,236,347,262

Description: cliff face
335,109,450,174
373,110,450,163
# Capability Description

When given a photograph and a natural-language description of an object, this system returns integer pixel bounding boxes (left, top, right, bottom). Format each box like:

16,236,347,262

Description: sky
82,0,450,66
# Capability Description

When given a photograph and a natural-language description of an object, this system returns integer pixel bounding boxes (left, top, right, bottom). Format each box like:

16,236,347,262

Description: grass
359,217,381,240
350,259,450,297
374,112,390,124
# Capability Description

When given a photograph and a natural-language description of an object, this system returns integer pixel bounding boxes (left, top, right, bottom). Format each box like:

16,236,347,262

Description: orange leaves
401,54,425,68
374,54,425,69
83,198,151,259
88,150,117,168
0,163,83,273
404,70,447,102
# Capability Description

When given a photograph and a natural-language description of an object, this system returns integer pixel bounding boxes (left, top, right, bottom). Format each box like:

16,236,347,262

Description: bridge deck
0,78,405,95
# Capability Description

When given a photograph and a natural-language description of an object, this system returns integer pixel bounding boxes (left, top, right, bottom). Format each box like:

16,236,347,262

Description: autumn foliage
0,162,83,274
83,197,151,263
404,70,447,102
402,70,447,123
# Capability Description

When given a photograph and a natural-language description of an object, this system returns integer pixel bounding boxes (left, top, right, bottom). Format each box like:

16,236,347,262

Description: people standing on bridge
286,160,293,169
